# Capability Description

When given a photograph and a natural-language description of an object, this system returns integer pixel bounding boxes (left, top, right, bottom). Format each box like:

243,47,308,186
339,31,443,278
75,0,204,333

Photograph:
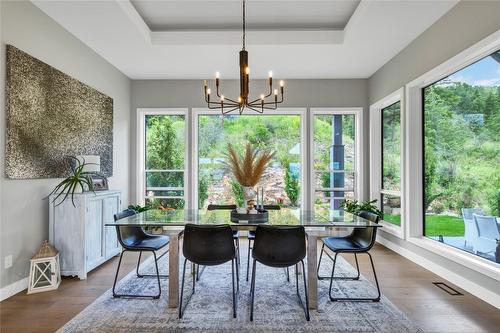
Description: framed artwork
5,45,113,179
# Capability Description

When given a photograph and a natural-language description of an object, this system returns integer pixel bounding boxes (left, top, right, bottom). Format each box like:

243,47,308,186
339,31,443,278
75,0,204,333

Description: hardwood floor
1,242,499,333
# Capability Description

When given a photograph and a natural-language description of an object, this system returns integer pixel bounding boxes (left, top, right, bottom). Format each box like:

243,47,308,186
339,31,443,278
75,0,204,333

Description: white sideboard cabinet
49,190,122,279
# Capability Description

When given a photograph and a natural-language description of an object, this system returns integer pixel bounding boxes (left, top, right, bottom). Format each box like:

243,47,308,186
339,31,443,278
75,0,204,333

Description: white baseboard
0,277,28,301
376,235,500,309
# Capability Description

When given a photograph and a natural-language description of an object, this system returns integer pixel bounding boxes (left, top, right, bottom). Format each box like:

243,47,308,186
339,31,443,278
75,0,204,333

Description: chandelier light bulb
215,72,220,79
221,95,225,101
268,71,273,78
260,94,265,100
245,67,250,75
207,88,211,95
274,89,278,95
238,96,242,103
280,80,284,87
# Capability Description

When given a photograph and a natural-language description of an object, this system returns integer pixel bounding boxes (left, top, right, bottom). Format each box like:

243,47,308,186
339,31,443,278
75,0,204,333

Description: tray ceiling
31,0,458,79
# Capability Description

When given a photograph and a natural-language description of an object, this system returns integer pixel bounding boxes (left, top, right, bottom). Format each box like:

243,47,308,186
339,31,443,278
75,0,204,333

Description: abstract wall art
5,45,113,179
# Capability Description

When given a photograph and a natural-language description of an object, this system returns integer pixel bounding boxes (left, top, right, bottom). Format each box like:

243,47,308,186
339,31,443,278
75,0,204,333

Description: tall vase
243,186,257,209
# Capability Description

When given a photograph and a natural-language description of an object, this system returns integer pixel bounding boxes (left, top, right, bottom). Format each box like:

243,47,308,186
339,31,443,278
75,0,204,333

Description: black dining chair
112,209,169,299
179,224,238,319
317,210,381,302
246,205,284,281
250,225,310,321
206,204,240,274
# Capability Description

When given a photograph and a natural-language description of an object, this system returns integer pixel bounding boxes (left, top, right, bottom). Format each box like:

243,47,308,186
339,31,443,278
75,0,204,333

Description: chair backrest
183,224,235,265
114,209,146,249
262,205,281,210
350,210,380,250
473,214,500,240
462,208,484,220
252,225,306,267
207,204,237,211
114,209,136,221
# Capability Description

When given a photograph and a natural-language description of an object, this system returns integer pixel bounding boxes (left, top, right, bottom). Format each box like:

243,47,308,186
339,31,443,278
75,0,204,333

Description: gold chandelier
203,0,285,114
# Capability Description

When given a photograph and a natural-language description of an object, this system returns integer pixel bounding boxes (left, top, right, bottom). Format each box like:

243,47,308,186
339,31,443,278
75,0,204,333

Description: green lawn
383,214,464,237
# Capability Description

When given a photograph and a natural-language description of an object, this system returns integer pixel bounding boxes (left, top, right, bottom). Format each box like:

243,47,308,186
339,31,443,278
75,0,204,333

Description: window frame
191,108,307,210
309,108,364,211
405,29,500,279
370,89,405,238
136,108,189,206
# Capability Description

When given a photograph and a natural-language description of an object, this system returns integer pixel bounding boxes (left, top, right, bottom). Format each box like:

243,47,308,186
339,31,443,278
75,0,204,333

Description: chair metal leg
318,243,360,281
231,258,237,318
246,238,253,281
179,258,196,318
294,262,310,321
113,250,161,299
235,238,241,267
286,267,290,282
136,249,169,279
235,256,240,292
296,260,310,321
329,252,381,302
249,259,257,321
152,251,161,298
136,250,142,277
112,250,125,298
196,264,206,282
367,252,381,302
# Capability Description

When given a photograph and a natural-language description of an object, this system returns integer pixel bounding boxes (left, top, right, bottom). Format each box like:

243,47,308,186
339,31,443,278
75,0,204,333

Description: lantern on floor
27,240,61,294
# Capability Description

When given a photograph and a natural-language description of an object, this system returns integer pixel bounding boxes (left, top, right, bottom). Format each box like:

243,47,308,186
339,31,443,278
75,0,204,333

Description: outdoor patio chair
461,208,484,249
473,214,500,255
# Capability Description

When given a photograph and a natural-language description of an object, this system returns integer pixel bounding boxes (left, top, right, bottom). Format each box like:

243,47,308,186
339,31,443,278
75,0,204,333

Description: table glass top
105,209,381,228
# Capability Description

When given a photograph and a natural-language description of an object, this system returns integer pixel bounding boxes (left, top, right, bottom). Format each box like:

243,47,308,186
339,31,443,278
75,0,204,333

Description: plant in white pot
225,143,274,209
48,156,102,207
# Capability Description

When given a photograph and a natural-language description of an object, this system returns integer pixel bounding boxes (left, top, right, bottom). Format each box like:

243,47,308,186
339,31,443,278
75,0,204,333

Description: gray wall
368,1,500,301
0,1,131,289
369,0,500,103
131,79,370,203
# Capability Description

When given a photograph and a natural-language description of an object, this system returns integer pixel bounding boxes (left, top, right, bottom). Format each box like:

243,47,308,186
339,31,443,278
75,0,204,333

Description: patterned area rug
57,249,424,333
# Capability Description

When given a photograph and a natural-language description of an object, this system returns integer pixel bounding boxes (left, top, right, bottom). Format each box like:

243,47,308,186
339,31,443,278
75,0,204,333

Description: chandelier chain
242,0,246,50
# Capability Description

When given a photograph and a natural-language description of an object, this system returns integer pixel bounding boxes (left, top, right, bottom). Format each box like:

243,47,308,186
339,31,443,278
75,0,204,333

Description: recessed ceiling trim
118,0,344,45
151,29,344,45
115,0,151,43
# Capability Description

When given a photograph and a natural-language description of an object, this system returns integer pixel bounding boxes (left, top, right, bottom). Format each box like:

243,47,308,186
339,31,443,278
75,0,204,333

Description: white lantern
27,240,61,294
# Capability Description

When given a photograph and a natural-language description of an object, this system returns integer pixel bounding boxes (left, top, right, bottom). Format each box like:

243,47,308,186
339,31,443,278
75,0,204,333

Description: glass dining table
106,208,381,310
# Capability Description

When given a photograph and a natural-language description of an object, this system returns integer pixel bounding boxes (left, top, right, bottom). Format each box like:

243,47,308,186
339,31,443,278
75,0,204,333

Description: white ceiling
31,0,458,80
131,1,361,30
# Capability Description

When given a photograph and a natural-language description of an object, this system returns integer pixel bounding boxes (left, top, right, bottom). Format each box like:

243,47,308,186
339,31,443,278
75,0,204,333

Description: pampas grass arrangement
225,143,274,187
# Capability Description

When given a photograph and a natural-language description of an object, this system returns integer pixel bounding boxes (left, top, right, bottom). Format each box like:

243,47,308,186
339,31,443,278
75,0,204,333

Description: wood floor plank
1,242,499,332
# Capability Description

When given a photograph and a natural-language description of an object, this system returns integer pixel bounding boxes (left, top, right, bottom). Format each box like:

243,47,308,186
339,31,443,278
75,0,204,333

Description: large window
312,111,359,214
141,111,186,209
423,49,500,263
197,113,303,209
381,102,402,226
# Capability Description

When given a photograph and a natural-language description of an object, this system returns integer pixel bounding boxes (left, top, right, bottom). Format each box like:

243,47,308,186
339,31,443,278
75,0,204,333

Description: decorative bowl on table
230,209,269,223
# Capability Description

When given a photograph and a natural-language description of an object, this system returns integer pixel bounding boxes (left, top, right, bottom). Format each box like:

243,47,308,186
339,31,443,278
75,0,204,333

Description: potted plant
224,143,274,209
340,199,383,218
48,156,102,207
128,203,154,213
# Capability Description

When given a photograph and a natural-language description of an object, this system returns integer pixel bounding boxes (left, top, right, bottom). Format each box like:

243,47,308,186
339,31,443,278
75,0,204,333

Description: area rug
57,249,424,333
